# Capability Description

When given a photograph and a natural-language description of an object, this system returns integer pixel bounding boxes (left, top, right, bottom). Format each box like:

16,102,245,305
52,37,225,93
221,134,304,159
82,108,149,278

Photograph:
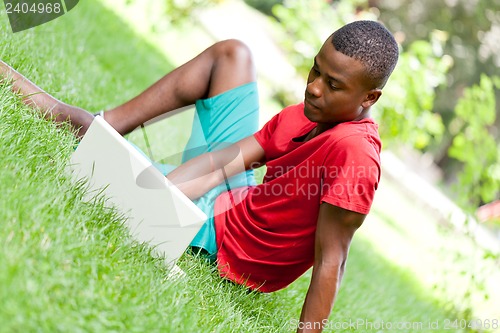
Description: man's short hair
331,20,399,89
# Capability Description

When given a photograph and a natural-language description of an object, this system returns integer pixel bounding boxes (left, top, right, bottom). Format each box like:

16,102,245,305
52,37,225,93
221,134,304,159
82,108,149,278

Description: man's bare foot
0,60,94,139
47,102,95,138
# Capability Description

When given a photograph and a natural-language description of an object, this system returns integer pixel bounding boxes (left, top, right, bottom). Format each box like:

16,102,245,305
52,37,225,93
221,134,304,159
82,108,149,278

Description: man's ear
361,89,382,109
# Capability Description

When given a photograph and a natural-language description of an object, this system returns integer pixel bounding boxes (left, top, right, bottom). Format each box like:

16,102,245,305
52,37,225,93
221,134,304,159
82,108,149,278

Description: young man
1,20,399,332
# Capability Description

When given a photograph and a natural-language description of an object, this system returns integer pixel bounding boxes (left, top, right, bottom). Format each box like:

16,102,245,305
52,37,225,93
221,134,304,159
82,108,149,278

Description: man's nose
306,77,322,97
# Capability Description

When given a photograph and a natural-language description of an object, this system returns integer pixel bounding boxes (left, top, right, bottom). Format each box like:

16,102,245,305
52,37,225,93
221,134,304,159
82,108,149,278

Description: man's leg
185,81,260,256
0,60,94,138
1,39,256,138
104,39,256,135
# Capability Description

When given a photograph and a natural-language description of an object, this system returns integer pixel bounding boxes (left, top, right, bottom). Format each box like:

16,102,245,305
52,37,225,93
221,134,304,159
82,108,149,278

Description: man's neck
308,110,371,141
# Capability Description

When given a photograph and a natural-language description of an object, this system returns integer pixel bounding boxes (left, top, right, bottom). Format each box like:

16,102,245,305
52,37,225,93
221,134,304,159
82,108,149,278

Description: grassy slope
1,1,497,332
0,89,288,333
0,2,287,332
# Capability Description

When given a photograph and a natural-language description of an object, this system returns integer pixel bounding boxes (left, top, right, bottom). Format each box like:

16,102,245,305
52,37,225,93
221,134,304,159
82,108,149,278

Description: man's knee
214,39,254,68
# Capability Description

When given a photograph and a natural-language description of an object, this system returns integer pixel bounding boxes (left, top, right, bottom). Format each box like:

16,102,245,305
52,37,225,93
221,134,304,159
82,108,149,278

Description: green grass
0,83,289,333
1,0,499,332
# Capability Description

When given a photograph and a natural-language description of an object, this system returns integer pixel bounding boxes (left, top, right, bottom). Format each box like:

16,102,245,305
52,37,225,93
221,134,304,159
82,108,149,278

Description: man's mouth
305,98,320,111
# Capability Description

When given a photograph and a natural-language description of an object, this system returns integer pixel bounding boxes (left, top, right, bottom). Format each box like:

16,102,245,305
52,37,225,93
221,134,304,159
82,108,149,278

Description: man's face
304,36,379,126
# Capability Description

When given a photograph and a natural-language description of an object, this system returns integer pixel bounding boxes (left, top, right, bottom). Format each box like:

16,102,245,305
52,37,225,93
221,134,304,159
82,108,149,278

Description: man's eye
312,68,320,75
329,82,339,90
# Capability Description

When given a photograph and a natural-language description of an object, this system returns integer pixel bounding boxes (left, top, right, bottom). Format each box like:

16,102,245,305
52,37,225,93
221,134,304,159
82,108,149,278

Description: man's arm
167,135,265,200
297,203,366,333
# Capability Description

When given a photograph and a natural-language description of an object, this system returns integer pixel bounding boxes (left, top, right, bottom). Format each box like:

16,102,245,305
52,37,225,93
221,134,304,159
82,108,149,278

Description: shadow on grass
334,236,478,332
176,232,482,333
275,235,482,333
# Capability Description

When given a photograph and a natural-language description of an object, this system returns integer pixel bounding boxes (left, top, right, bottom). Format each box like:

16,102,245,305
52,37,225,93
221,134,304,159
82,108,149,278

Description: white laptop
69,116,206,266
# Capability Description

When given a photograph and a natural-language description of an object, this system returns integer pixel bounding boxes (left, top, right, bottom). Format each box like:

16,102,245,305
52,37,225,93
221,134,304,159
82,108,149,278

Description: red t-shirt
214,103,381,292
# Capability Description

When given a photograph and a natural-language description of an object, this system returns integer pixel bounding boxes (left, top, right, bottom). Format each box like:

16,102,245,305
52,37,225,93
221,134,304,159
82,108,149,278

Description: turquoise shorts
156,82,259,255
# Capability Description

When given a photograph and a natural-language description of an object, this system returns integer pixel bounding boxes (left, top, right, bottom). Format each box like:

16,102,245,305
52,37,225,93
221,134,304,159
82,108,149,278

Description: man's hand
167,135,265,200
297,203,366,333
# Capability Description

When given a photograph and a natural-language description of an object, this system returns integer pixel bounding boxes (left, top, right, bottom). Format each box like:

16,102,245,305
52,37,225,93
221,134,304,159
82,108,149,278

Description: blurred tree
270,0,450,149
125,0,222,27
375,0,500,168
374,0,500,210
243,0,282,17
448,75,500,209
163,0,221,25
376,36,449,149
